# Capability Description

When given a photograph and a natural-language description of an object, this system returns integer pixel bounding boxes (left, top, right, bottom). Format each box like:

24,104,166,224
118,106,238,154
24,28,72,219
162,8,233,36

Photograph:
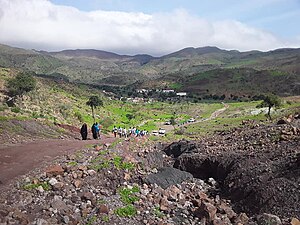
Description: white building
176,92,187,96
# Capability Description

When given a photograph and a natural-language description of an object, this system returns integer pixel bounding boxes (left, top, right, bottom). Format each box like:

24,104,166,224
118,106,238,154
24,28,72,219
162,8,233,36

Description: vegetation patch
114,205,137,217
23,181,51,191
118,185,140,204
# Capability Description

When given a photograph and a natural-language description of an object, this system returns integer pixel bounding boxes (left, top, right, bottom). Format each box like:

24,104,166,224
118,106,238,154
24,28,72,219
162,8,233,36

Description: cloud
0,0,299,56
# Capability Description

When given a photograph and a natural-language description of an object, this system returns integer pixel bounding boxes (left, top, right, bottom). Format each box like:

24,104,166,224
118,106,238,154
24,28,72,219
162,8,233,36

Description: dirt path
158,103,229,132
0,135,115,190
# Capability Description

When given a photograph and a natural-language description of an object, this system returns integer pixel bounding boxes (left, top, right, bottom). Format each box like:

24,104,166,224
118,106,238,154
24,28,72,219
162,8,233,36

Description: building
176,92,187,96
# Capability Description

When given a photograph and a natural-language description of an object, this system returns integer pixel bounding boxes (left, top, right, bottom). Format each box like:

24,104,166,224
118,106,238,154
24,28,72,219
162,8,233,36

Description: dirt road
0,136,115,189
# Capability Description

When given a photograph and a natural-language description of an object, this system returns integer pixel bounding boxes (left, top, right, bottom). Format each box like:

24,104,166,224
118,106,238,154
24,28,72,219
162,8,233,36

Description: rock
235,213,249,224
49,178,58,186
81,192,96,205
87,169,97,176
36,218,49,225
53,182,64,190
78,165,88,171
291,218,300,225
73,180,82,188
159,197,170,212
277,119,287,125
194,202,217,221
51,198,69,214
165,185,181,201
218,202,237,219
46,165,64,176
257,213,282,225
13,211,30,225
145,167,193,189
37,186,44,193
62,215,69,224
98,204,109,214
164,140,198,158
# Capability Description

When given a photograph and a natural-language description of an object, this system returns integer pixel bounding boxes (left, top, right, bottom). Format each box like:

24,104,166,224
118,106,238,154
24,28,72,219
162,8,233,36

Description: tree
170,116,176,130
6,71,36,97
257,94,281,119
86,95,103,123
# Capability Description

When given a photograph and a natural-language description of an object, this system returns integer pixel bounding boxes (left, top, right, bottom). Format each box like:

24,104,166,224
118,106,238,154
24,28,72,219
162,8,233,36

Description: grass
23,181,51,191
114,185,140,217
114,205,137,217
118,186,140,204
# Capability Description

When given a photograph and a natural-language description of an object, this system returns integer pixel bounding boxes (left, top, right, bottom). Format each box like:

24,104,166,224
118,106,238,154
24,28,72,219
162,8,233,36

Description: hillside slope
0,44,299,95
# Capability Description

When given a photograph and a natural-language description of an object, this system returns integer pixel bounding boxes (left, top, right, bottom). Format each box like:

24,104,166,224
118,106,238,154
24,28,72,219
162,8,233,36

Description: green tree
257,94,281,119
86,95,103,123
126,114,135,121
6,71,36,97
170,116,176,129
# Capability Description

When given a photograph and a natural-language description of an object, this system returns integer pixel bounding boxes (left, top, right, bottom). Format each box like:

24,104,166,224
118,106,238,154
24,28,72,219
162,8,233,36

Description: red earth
0,135,115,190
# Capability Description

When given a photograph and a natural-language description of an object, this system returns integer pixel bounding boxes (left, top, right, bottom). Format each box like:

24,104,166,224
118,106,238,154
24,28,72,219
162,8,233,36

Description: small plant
101,215,109,222
74,111,84,122
68,161,78,166
98,150,109,155
113,156,135,170
23,181,51,191
86,215,97,225
153,206,164,218
114,205,137,217
118,186,140,204
11,107,21,113
113,156,123,169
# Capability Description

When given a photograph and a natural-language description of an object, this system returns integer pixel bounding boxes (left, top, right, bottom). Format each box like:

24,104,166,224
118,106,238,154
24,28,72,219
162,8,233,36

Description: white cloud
0,0,299,56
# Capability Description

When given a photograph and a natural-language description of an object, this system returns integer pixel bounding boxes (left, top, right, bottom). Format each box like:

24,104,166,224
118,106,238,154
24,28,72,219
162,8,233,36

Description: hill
0,44,300,97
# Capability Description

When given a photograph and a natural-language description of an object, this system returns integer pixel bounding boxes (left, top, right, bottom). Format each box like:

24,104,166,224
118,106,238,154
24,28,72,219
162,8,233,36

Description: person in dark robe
91,123,98,139
80,123,88,140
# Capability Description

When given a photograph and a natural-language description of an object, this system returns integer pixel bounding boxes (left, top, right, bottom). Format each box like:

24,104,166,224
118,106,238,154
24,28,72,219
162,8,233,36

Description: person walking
112,126,118,138
92,123,98,139
80,123,88,140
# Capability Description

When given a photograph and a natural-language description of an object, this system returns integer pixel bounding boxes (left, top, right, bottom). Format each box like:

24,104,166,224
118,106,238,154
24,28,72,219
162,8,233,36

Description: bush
11,107,21,113
6,71,36,97
74,111,83,122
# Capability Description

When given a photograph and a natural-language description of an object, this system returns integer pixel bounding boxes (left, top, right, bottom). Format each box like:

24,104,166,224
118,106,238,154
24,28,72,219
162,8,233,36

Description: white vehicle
152,130,159,136
188,118,195,122
158,128,166,135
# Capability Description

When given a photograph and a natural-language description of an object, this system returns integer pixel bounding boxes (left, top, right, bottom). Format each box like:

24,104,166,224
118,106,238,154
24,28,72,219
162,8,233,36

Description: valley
0,44,299,225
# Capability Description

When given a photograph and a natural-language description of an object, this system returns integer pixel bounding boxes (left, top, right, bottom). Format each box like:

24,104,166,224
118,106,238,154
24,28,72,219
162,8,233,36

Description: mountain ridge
0,43,300,97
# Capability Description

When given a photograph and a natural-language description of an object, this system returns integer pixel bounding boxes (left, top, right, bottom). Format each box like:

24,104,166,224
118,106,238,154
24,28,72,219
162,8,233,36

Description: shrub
6,71,36,97
74,111,84,122
114,205,137,217
11,107,21,113
118,186,140,204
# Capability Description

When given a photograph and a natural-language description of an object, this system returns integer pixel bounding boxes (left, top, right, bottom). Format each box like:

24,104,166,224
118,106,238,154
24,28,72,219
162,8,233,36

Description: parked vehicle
188,118,195,122
152,130,159,136
158,128,166,134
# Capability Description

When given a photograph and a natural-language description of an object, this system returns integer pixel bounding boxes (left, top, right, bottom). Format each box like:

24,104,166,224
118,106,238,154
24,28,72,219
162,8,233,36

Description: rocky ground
0,114,299,225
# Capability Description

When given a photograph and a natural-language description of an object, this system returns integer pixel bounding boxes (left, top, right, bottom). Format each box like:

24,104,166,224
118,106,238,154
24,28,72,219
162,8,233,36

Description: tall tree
86,95,103,123
258,94,281,119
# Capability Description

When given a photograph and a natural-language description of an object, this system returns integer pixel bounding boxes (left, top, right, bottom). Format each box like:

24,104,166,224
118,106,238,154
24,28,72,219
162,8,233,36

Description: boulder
257,213,282,225
164,140,198,158
145,167,193,189
45,165,64,176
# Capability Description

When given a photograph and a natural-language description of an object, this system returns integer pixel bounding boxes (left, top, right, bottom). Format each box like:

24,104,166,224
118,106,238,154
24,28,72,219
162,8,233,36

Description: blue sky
0,0,299,55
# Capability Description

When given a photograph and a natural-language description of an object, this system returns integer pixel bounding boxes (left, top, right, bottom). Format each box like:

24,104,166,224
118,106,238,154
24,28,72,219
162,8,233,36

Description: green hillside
0,44,300,97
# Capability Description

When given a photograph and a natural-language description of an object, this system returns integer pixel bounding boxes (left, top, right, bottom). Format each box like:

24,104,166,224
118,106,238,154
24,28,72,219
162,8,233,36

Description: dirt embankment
164,115,300,218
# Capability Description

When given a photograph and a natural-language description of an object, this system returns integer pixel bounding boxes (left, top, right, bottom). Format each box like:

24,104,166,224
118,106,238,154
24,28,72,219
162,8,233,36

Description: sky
0,0,299,56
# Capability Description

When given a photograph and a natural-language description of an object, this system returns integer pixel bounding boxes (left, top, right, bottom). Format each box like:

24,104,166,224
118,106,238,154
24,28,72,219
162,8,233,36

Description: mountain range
0,43,299,97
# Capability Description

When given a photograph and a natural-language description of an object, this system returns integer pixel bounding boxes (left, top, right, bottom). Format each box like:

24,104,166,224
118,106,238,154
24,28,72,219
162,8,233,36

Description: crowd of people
80,123,148,140
112,126,148,138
